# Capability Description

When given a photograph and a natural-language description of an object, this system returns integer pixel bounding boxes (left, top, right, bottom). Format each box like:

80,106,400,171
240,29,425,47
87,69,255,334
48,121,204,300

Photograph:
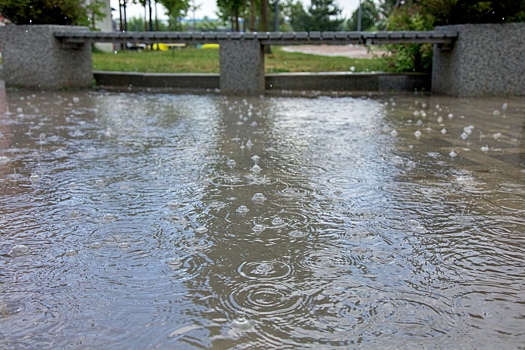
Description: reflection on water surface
0,87,524,349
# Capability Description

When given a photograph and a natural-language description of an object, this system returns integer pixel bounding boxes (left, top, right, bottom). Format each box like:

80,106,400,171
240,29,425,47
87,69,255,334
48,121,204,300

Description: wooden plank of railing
55,30,458,47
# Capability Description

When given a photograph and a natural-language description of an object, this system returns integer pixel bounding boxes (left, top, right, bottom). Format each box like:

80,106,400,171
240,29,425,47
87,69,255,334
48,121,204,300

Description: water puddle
0,87,524,348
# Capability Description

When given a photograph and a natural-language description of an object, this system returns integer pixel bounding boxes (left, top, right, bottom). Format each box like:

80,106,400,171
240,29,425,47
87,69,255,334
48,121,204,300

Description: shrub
0,0,92,26
385,5,435,72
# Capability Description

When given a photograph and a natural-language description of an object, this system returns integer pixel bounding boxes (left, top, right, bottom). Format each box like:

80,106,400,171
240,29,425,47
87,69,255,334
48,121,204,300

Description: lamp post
357,0,362,32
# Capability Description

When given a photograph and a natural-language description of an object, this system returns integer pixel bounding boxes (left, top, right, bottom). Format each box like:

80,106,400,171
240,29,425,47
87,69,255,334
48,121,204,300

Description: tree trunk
249,0,255,32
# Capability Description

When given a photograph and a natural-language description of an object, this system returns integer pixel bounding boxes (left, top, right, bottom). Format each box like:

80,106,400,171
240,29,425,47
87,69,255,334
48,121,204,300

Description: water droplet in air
251,193,266,203
195,227,208,234
480,145,489,152
252,224,265,233
448,113,454,119
65,249,78,256
9,244,30,257
167,258,182,268
89,242,102,249
493,109,500,116
271,217,285,226
390,130,398,137
449,150,457,158
231,317,252,330
441,128,447,135
236,205,249,214
414,130,422,139
251,164,262,173
289,230,307,238
226,159,237,168
102,214,117,222
437,116,443,123
501,102,508,111
493,132,502,140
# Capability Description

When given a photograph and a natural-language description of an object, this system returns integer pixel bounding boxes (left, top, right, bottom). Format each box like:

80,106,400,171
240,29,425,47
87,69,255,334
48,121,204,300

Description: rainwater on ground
0,85,524,349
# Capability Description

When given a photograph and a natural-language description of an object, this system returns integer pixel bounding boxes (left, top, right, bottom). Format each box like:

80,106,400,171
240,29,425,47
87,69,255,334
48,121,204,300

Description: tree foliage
159,0,191,30
0,0,101,26
384,0,525,72
346,0,381,31
290,0,344,31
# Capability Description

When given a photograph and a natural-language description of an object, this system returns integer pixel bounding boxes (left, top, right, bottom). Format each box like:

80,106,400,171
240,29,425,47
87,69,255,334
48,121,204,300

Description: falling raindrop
251,193,266,203
236,205,249,214
480,145,489,152
65,249,78,256
195,227,208,234
437,116,443,124
501,102,508,112
441,128,447,135
89,242,103,249
448,113,454,119
449,150,457,158
414,130,422,139
117,242,130,249
8,244,30,257
271,217,285,226
251,164,262,173
390,129,398,137
252,224,265,233
231,316,252,331
167,258,182,268
493,132,502,140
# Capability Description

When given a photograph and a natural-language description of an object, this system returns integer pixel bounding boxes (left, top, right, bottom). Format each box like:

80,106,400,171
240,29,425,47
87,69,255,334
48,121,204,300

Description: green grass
92,46,389,74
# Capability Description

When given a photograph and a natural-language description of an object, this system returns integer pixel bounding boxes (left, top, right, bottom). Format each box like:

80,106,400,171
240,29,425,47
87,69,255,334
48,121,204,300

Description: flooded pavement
0,86,524,349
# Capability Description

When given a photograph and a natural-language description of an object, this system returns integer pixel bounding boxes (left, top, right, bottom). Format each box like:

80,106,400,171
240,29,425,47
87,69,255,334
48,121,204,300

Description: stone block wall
433,23,525,96
219,40,265,95
0,25,93,89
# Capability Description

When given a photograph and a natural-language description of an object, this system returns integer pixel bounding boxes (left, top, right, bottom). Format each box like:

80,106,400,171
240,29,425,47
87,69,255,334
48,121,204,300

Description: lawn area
92,46,389,74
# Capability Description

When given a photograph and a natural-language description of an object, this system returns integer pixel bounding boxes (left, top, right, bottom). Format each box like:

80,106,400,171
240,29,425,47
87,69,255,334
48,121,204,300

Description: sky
110,0,362,22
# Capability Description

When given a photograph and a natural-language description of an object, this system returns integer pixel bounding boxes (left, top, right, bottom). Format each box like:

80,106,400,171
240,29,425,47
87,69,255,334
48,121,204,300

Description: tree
347,0,381,31
158,0,191,30
216,0,245,31
290,0,344,31
0,0,101,26
384,0,525,72
420,0,525,25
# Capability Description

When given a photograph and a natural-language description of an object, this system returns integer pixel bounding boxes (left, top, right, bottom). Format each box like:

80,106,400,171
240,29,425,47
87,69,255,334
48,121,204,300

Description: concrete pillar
94,0,114,53
219,40,265,95
0,25,93,90
432,23,525,96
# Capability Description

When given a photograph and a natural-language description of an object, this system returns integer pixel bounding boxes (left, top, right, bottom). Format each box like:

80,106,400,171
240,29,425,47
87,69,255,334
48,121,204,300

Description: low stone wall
433,23,525,96
1,24,523,96
94,71,430,93
0,25,93,89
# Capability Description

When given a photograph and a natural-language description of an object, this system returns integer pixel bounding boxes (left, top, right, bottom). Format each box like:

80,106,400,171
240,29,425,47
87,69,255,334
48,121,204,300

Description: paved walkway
281,44,386,58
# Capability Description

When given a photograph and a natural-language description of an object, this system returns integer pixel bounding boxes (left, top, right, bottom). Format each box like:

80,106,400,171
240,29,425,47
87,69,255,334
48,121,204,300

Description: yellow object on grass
152,43,169,51
201,44,220,49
